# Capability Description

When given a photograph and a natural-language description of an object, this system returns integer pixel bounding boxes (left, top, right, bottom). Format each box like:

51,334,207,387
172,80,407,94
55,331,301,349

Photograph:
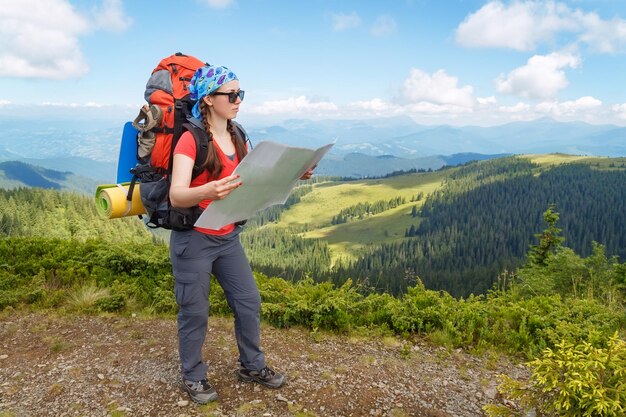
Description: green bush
95,294,126,312
151,287,177,314
484,332,626,417
1,236,623,362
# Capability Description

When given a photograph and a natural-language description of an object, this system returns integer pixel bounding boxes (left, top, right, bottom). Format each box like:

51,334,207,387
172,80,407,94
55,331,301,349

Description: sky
2,0,626,127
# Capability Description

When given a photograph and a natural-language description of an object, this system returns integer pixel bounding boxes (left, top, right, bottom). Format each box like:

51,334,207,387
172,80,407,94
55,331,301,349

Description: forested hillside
244,156,626,298
0,187,152,243
335,159,626,297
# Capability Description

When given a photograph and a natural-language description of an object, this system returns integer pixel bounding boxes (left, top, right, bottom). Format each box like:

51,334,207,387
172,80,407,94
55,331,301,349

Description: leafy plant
484,332,626,417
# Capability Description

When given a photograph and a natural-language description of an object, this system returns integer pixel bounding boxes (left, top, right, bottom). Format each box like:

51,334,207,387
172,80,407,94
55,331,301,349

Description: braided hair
198,100,248,179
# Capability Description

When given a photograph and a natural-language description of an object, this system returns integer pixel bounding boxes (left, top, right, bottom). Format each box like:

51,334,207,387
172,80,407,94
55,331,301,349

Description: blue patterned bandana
189,65,238,119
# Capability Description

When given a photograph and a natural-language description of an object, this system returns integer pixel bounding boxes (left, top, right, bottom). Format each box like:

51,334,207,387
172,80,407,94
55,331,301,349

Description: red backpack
128,53,249,230
143,52,206,171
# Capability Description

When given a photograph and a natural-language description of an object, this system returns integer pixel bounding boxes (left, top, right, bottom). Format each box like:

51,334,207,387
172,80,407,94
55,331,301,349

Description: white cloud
244,94,619,125
577,12,626,53
0,0,132,80
612,103,626,120
349,98,474,118
370,15,397,37
331,12,361,31
92,0,132,33
202,0,234,9
405,102,473,114
498,102,532,113
403,68,475,108
0,99,10,106
535,96,602,116
455,1,574,51
40,101,107,108
350,98,395,112
496,52,580,99
249,96,338,115
455,0,626,53
0,0,90,79
85,101,106,108
477,96,497,105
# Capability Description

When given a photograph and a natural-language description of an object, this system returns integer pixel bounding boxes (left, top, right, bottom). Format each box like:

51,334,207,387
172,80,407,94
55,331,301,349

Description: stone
177,400,189,407
484,387,498,399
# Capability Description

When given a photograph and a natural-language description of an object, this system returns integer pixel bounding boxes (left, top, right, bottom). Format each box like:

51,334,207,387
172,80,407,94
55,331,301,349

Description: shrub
95,294,126,312
151,287,177,314
484,332,626,417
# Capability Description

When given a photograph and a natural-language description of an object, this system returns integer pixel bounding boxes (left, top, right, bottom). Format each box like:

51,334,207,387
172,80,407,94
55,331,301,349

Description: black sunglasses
211,90,245,103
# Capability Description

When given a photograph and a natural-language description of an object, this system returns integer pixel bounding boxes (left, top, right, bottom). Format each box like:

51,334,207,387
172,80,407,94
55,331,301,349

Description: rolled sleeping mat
95,183,146,219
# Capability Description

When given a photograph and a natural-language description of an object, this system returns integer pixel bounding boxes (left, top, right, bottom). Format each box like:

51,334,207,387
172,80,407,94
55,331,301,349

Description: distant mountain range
0,161,98,194
247,116,626,157
0,116,624,181
315,152,510,178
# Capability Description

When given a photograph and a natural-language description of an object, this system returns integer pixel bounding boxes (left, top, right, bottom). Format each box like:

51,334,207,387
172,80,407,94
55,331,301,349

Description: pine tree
527,204,565,266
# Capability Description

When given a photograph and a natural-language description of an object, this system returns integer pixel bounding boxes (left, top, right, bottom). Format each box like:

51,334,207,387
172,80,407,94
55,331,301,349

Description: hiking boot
237,366,285,388
181,376,218,403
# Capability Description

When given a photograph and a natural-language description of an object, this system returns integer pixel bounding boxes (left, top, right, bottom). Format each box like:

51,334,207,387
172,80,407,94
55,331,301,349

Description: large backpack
127,52,249,230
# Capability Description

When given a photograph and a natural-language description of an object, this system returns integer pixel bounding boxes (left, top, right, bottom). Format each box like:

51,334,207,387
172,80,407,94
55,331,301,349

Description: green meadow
525,153,626,170
277,171,446,260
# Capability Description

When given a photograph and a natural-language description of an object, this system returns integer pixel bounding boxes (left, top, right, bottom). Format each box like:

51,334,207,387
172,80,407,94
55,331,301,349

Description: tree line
331,196,406,225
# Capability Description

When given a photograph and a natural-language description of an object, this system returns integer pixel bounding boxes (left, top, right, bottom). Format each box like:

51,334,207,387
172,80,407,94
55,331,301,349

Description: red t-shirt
173,131,240,235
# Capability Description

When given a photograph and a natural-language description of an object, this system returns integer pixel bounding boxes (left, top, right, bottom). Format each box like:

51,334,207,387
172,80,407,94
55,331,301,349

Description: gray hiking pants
170,227,265,382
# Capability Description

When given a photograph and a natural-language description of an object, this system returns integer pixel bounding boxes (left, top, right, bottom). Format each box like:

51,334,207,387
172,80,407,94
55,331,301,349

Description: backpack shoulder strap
180,120,251,180
181,122,211,180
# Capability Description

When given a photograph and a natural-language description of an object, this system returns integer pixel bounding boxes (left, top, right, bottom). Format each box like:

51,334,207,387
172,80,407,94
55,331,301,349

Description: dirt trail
0,312,525,417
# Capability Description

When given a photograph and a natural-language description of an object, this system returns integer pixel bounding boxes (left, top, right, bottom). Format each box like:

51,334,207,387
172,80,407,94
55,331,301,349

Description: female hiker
169,64,314,403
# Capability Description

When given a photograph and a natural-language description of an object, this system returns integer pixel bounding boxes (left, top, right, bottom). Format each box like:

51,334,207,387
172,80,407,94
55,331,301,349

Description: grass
197,401,220,416
280,171,446,228
288,403,317,417
68,284,110,311
428,329,456,349
524,153,593,165
524,153,626,171
382,335,402,348
48,337,68,354
304,204,423,261
276,170,446,260
235,400,266,415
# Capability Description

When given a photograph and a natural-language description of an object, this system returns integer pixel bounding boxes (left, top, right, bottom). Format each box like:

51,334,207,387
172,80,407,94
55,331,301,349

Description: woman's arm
169,153,242,208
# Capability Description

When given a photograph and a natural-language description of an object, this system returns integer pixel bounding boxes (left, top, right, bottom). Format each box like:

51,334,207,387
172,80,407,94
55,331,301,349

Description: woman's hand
170,153,242,208
300,165,317,180
203,174,242,200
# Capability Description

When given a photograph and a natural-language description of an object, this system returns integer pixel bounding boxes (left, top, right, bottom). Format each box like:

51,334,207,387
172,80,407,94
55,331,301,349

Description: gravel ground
0,311,528,417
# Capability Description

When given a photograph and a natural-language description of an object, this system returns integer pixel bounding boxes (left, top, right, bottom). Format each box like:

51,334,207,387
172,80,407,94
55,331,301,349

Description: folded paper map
195,141,333,230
